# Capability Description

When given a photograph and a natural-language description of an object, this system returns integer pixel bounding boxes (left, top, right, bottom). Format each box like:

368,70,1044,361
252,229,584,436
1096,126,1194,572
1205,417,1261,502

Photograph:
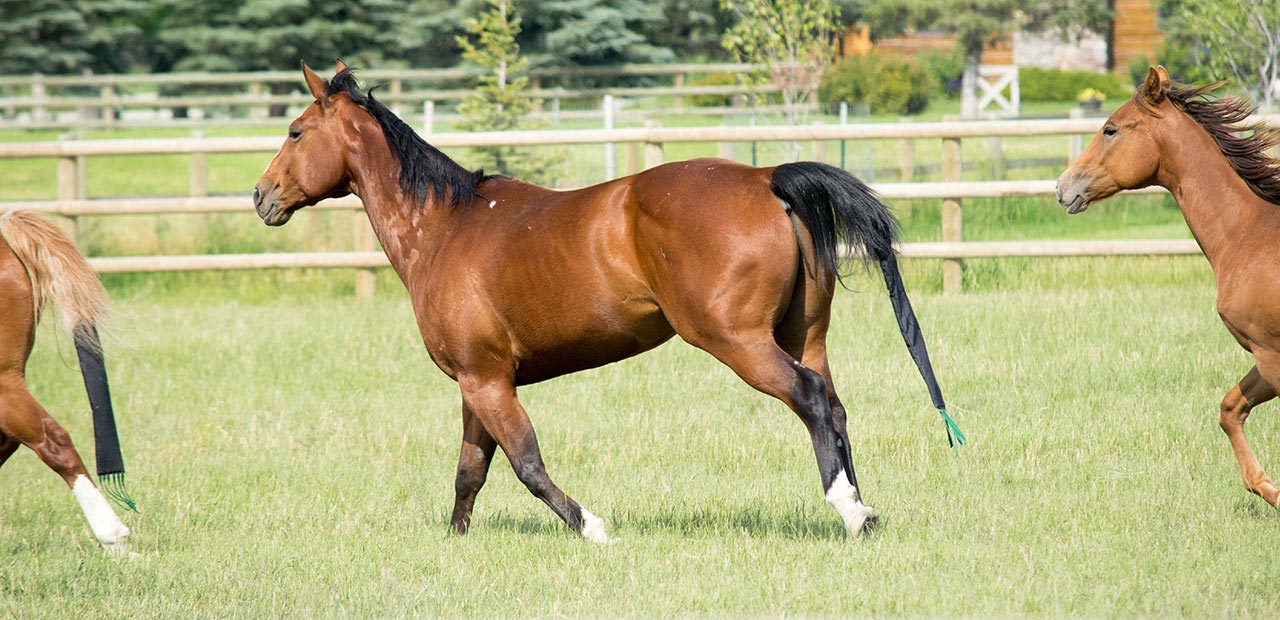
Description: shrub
819,53,937,115
917,50,966,98
1019,67,1130,102
688,72,738,107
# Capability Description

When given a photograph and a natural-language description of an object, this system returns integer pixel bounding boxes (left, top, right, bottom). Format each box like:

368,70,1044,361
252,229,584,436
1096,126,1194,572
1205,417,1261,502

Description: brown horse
1058,66,1280,510
255,62,957,541
0,210,136,552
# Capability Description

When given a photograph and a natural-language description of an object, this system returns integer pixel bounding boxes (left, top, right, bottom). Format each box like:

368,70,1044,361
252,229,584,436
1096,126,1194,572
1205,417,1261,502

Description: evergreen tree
522,0,674,74
455,0,559,183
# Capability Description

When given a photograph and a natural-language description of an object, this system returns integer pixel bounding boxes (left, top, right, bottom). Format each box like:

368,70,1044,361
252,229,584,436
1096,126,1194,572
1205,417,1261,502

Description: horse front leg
449,403,498,535
1221,365,1279,508
456,375,611,543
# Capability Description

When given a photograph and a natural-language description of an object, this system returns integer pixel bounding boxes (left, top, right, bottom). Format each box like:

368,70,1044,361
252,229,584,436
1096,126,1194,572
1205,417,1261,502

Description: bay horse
0,210,136,552
1057,66,1280,510
254,61,958,541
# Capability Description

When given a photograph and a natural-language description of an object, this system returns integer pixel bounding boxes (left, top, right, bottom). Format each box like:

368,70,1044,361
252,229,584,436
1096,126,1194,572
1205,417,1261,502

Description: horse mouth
1061,194,1088,215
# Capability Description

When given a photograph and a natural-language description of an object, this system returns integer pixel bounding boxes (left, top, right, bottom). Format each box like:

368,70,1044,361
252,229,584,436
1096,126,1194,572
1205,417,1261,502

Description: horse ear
335,58,348,74
1141,66,1170,105
302,61,327,102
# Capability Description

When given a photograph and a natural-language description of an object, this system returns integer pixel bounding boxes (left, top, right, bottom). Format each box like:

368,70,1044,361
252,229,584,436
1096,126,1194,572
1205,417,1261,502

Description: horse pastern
579,507,613,544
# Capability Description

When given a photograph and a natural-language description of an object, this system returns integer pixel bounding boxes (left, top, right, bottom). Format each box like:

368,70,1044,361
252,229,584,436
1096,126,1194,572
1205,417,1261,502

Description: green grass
1,257,1277,617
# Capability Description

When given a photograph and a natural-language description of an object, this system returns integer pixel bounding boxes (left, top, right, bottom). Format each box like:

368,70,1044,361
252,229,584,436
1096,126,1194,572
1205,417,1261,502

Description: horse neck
344,135,442,281
1157,113,1277,272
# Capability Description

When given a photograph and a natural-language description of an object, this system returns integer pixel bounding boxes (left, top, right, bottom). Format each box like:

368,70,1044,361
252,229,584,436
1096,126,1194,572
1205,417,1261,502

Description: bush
917,50,966,98
819,53,937,115
688,72,738,107
1019,67,1130,102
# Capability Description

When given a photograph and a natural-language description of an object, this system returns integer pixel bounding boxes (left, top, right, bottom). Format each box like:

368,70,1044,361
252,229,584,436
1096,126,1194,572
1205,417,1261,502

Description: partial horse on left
0,210,136,554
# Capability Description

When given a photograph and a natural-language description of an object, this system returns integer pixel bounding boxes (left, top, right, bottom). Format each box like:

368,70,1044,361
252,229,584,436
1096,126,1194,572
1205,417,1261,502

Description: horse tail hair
0,211,135,507
0,210,108,350
769,163,965,450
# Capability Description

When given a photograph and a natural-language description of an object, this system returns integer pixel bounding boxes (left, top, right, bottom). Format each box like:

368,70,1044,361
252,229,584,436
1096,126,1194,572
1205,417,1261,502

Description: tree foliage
720,0,840,127
0,0,147,74
1162,0,1280,108
454,0,559,183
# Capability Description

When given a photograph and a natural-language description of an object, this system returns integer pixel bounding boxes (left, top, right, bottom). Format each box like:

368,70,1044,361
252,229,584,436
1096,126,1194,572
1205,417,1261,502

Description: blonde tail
0,210,108,348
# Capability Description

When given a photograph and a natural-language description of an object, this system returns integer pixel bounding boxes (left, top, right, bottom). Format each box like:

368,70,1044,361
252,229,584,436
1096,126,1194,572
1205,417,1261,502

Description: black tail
74,324,138,512
770,162,965,449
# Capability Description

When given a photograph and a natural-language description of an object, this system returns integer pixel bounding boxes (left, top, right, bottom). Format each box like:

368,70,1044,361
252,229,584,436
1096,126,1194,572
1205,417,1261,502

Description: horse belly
510,295,674,385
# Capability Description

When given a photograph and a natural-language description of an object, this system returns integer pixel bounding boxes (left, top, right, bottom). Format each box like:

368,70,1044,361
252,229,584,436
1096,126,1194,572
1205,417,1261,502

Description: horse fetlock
579,507,613,544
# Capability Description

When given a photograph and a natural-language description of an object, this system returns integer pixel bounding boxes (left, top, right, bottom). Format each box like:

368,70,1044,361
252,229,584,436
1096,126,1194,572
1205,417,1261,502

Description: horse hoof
859,509,879,536
843,505,877,538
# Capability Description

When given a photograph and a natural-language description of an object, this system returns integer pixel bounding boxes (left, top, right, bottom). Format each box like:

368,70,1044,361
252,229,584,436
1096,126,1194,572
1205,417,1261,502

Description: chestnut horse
255,62,958,541
1058,66,1280,510
0,210,136,552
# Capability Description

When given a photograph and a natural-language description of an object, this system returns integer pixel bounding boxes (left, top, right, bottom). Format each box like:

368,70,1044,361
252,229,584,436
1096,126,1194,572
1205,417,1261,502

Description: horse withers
254,61,957,541
1057,66,1280,509
0,211,136,552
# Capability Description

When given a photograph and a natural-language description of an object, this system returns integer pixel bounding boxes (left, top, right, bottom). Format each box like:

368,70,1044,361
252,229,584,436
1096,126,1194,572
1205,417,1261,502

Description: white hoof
580,507,613,544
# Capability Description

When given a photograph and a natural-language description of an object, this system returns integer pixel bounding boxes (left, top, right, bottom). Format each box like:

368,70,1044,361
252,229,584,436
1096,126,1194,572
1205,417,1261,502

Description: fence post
811,121,826,163
941,136,963,295
389,77,403,116
189,130,208,197
422,101,435,134
988,136,1004,180
531,76,543,112
250,82,267,120
101,84,116,127
603,94,616,180
625,142,640,175
718,139,732,161
1068,108,1084,163
898,118,915,182
673,73,685,111
57,148,80,244
33,74,47,125
643,121,664,170
354,213,376,300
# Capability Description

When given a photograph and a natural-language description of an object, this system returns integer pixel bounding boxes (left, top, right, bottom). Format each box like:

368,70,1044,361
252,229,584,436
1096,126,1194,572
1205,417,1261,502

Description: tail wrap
0,211,138,510
770,163,965,450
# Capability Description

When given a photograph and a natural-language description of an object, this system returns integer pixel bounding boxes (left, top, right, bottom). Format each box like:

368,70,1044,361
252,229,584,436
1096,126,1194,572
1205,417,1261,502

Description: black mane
325,68,489,208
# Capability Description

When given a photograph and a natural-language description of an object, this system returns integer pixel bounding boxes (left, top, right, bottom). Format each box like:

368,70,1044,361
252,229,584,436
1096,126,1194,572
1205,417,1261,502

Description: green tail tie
100,472,139,513
938,408,966,454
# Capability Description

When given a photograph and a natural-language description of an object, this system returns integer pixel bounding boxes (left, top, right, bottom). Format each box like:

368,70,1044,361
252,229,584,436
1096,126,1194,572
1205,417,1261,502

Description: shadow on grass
481,504,854,541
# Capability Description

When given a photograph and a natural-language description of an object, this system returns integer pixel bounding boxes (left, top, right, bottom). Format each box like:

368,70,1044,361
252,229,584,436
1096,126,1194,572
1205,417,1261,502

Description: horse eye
288,128,302,141
1103,126,1117,137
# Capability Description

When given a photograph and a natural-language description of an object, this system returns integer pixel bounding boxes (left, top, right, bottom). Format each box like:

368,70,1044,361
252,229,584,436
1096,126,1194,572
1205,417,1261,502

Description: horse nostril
252,187,261,206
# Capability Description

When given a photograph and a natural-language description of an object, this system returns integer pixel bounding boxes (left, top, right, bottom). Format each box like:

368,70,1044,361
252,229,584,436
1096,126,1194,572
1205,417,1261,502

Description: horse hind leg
701,332,875,537
1221,365,1280,508
0,379,131,551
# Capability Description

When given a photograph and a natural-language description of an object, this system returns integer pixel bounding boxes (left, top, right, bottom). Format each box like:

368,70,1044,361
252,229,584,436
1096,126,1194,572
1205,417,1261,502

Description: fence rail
7,115,1268,295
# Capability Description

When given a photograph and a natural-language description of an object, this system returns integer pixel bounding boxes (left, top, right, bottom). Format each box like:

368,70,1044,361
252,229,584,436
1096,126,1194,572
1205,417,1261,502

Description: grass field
1,256,1278,617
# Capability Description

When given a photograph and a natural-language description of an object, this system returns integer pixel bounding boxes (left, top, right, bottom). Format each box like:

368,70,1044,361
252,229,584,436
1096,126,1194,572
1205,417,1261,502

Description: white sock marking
825,471,875,536
71,475,130,551
580,507,612,544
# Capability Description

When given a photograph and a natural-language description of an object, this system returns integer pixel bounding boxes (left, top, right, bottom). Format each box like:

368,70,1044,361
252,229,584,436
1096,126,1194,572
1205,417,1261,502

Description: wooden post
57,152,80,244
718,140,732,161
1068,108,1084,163
603,95,616,180
354,212,376,300
189,130,208,197
101,84,116,127
811,124,827,163
898,118,914,182
674,73,686,111
941,137,963,295
250,82,267,120
988,136,1004,180
531,76,543,112
389,77,403,116
32,74,47,125
644,121,664,170
423,101,435,135
625,142,640,175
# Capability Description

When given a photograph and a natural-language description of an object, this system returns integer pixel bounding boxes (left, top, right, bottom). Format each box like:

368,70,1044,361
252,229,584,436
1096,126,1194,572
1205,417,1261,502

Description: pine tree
455,0,559,183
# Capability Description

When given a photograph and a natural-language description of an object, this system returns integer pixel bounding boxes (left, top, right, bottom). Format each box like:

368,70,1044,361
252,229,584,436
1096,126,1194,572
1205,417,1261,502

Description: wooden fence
0,63,780,129
7,115,1268,295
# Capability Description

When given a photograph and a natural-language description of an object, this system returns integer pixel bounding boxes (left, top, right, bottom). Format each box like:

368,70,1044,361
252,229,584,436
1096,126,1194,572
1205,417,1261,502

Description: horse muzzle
252,183,294,226
1054,174,1091,215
